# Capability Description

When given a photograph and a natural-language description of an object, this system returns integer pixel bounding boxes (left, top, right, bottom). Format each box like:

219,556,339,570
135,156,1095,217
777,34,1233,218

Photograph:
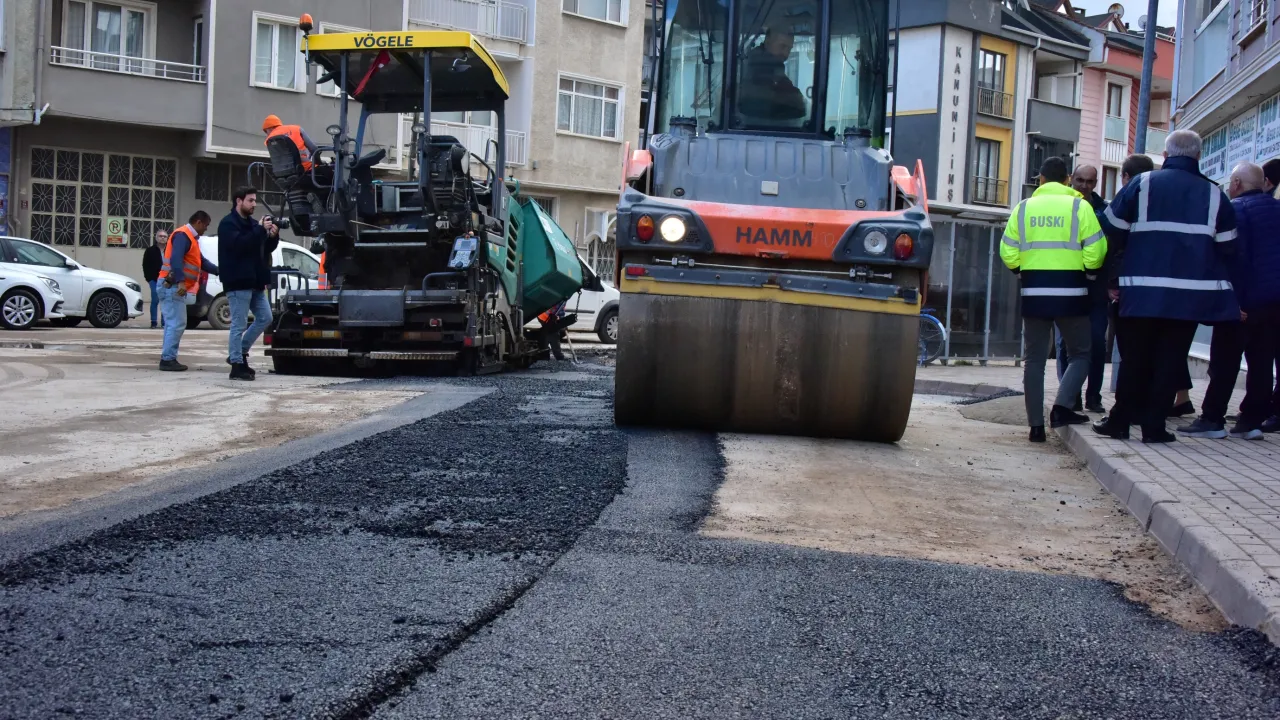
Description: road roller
613,0,932,443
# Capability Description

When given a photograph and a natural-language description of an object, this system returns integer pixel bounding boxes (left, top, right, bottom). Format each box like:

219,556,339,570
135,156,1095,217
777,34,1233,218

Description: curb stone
1058,424,1280,644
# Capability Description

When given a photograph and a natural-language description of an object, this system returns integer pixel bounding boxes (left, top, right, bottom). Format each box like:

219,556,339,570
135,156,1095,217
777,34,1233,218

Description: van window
281,247,320,277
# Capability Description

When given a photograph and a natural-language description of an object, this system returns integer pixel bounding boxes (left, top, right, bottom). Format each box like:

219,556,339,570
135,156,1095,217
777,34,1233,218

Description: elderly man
1180,163,1280,439
1093,131,1238,443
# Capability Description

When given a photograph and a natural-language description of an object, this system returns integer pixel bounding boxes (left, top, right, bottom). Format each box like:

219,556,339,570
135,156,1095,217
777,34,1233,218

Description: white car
0,266,66,330
568,281,620,343
0,236,143,328
189,236,322,330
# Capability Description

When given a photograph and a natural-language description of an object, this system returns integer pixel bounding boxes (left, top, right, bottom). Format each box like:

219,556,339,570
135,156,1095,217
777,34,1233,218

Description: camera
262,214,292,231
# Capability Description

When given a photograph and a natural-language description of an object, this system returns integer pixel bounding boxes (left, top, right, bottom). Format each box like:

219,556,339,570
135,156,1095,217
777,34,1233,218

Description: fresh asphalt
1,362,1278,719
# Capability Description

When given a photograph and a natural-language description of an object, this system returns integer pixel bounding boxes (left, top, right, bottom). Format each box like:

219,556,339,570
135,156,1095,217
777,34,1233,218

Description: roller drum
614,294,920,443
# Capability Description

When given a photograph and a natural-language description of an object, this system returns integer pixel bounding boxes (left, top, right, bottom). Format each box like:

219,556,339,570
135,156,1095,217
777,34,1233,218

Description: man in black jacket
1054,164,1112,412
142,229,166,328
218,186,279,380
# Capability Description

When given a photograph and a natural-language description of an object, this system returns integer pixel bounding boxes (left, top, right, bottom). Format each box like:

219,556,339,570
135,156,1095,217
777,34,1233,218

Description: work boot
1168,401,1195,418
1178,417,1227,439
1029,426,1046,443
1049,405,1089,428
1142,427,1177,444
1230,421,1264,440
158,359,187,372
1071,395,1083,413
1261,415,1280,434
1085,396,1105,414
229,363,254,381
242,357,256,379
1092,416,1130,440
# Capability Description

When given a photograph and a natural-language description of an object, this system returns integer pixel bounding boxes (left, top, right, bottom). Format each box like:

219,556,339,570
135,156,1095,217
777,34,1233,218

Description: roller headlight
38,276,61,293
659,216,687,243
863,230,889,255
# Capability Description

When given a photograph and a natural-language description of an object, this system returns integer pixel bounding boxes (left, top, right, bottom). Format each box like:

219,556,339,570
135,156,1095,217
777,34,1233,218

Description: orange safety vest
266,124,313,171
157,226,203,294
317,252,328,290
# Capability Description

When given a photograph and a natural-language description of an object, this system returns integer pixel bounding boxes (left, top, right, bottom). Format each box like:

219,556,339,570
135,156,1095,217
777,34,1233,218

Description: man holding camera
218,186,280,381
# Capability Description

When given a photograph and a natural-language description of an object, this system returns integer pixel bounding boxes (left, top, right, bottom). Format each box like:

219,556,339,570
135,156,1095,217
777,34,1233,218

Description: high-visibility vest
157,226,203,294
266,124,313,171
1000,182,1107,318
317,252,328,290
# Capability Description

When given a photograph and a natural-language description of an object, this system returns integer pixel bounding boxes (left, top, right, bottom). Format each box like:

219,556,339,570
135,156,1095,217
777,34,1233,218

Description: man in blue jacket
1180,162,1280,439
1093,130,1239,443
217,186,280,381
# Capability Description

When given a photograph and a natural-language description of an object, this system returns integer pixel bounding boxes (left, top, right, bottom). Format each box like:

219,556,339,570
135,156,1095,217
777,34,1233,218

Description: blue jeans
148,280,160,326
1056,297,1109,403
158,284,188,361
227,289,272,364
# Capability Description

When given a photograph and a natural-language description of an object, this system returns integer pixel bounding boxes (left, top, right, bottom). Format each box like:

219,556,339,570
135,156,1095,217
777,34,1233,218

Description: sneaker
1178,417,1227,439
229,363,254,381
1029,426,1046,443
1168,401,1195,418
1085,397,1106,414
1050,405,1089,428
1262,416,1280,434
158,359,187,372
1143,428,1178,444
1230,422,1264,440
1092,417,1130,440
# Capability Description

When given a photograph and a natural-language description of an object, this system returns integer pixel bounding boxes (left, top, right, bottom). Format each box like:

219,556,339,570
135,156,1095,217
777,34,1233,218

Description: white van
188,237,322,330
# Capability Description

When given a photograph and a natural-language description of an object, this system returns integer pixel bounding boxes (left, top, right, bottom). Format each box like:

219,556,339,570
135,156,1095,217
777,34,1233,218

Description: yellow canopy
303,30,509,113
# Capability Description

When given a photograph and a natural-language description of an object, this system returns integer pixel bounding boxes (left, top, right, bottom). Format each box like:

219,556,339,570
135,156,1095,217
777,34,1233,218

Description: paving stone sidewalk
920,361,1280,641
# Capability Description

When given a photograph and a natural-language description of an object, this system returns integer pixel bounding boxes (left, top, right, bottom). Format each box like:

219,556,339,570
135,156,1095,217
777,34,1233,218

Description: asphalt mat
2,361,1279,719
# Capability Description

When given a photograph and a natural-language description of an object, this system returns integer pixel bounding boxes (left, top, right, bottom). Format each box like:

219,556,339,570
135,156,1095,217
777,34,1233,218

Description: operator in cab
262,115,319,171
738,28,807,125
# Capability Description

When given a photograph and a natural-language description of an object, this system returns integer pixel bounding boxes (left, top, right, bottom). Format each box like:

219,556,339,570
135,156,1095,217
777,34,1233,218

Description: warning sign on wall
105,217,128,247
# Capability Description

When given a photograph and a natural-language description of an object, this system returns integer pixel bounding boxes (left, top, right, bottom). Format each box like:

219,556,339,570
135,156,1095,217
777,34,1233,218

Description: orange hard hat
262,114,282,132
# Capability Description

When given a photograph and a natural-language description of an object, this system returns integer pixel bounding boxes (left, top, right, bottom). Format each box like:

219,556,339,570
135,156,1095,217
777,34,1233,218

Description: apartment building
408,0,643,278
0,0,640,290
1173,0,1280,186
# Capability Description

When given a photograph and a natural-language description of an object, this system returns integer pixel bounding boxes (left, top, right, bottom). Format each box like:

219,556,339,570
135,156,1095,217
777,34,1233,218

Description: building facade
0,0,640,294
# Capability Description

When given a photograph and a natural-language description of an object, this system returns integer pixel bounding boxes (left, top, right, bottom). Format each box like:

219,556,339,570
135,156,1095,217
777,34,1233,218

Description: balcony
1146,126,1170,154
407,0,529,45
1026,98,1080,143
43,47,207,131
407,119,529,167
977,87,1014,120
972,177,1008,206
1103,114,1127,164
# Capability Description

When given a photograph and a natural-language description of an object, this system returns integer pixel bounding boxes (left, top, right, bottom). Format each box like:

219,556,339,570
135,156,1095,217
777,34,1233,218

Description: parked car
0,236,144,329
0,266,66,330
187,236,322,330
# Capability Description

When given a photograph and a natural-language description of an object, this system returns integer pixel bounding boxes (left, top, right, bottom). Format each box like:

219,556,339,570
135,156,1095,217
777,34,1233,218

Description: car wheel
87,291,126,329
207,295,232,331
50,317,84,328
1,289,41,331
597,307,619,344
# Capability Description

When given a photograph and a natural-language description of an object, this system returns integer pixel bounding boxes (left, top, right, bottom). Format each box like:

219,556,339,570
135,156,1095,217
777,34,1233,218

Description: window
61,0,154,72
252,14,303,91
977,50,1006,91
1102,167,1119,201
1246,0,1268,31
1192,5,1228,90
972,138,1003,205
193,16,204,67
9,239,68,267
280,247,320,277
584,208,616,278
195,161,283,208
563,0,624,25
316,22,364,96
525,195,557,219
1105,83,1124,117
557,77,622,140
29,147,177,249
734,0,819,132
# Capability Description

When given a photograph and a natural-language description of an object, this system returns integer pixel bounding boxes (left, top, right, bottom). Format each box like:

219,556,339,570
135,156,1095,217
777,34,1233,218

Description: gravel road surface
2,362,1278,719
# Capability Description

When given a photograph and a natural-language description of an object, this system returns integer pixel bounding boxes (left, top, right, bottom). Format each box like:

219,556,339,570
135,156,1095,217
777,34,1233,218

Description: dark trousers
1200,310,1279,425
1110,317,1198,435
1057,295,1109,403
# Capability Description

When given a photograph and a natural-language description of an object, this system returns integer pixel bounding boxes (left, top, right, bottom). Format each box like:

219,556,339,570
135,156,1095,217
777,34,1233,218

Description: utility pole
1133,0,1160,154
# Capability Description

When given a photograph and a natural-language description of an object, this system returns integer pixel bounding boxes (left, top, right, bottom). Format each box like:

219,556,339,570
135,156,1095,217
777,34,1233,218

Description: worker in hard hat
262,114,320,172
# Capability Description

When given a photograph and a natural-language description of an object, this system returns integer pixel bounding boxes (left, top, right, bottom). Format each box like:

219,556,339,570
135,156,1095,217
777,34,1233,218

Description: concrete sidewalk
917,362,1280,641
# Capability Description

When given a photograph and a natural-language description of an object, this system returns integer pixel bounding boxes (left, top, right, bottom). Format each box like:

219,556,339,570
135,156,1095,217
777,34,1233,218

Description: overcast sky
1064,0,1180,28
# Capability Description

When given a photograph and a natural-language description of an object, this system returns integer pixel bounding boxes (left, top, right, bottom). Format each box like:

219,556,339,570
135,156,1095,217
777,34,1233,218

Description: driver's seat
265,135,324,235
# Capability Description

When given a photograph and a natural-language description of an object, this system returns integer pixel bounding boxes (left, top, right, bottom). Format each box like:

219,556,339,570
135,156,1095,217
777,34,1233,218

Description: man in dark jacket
1093,130,1238,443
1180,162,1280,439
1264,158,1280,430
217,186,279,380
1055,164,1112,412
142,229,166,328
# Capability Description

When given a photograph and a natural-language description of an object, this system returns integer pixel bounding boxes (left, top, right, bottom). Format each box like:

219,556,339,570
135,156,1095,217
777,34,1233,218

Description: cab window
11,239,68,267
281,247,320,278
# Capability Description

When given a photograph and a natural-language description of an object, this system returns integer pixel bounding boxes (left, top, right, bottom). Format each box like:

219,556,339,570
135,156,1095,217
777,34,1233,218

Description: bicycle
918,308,947,367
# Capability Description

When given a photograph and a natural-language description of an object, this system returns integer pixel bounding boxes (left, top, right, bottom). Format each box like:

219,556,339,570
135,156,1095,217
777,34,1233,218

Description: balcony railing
1104,114,1127,143
972,177,1008,206
976,86,1014,119
407,119,529,167
1146,126,1170,154
50,46,206,82
407,0,529,44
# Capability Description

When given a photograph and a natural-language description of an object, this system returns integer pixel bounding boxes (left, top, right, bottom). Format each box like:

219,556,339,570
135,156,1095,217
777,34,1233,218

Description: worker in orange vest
539,300,568,361
262,115,319,171
157,211,217,372
317,251,328,290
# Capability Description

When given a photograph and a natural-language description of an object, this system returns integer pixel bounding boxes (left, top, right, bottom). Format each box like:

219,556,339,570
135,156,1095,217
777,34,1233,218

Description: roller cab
615,0,933,442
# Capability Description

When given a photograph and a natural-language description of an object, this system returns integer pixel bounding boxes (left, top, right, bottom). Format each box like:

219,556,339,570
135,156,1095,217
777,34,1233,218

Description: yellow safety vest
1000,182,1107,317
